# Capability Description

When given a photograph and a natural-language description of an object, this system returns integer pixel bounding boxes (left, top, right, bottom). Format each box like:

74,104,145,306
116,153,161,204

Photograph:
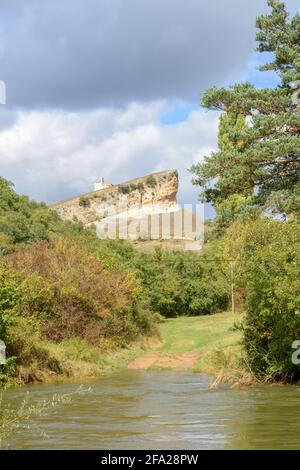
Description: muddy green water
3,370,300,449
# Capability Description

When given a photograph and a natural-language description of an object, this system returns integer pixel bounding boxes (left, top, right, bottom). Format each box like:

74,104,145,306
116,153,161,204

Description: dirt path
127,351,202,370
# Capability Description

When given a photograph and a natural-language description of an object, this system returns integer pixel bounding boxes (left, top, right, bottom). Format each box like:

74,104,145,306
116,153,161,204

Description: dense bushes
0,177,84,251
90,240,230,318
225,218,300,381
0,261,19,343
134,246,230,317
3,238,154,347
0,176,231,323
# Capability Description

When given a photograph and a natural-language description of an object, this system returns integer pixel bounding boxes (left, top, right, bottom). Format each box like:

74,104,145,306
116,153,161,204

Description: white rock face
50,170,179,226
49,170,203,249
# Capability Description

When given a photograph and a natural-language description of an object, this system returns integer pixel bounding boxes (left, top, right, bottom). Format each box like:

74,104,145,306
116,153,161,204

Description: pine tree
215,112,254,233
191,0,300,217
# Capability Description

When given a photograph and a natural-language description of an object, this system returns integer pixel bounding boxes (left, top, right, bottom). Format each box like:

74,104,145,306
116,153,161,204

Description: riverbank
11,335,158,386
128,312,255,386
9,311,253,387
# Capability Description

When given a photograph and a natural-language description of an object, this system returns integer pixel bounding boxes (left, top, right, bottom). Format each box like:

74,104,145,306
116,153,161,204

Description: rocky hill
50,169,179,227
50,169,203,250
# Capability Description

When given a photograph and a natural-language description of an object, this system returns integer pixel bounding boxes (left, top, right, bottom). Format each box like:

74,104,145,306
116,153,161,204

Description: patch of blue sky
160,101,199,126
246,52,280,89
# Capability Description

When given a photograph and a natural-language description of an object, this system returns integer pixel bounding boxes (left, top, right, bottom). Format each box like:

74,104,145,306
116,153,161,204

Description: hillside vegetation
0,177,230,385
2,0,300,386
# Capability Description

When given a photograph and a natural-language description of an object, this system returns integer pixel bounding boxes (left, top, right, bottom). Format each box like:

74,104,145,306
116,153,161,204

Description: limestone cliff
49,170,179,227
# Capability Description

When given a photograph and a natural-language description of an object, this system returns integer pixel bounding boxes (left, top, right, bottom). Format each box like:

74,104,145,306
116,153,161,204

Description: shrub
5,238,155,346
105,242,230,318
146,175,157,188
0,177,86,247
0,234,14,255
226,218,300,381
118,185,130,195
78,196,90,208
0,262,18,344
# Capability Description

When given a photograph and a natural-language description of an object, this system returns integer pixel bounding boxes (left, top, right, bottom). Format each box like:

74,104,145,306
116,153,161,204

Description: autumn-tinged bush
0,261,19,342
3,238,155,347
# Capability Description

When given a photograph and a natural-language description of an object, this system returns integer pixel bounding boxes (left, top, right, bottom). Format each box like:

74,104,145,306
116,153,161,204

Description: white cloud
0,102,219,205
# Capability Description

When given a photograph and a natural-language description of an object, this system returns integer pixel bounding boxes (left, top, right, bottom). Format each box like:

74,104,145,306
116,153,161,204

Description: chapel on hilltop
94,177,113,191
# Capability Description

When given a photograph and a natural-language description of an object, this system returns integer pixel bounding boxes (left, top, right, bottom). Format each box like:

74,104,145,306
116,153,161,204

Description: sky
0,0,298,217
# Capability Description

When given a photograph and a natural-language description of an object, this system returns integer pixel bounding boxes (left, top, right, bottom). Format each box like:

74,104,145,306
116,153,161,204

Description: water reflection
4,370,300,449
223,386,300,449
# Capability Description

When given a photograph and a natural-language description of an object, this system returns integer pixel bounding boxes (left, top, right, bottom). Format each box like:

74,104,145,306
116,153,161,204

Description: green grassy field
158,312,240,353
157,312,250,384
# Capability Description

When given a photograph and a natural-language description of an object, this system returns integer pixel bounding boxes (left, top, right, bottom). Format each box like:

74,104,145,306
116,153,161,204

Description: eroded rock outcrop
49,170,179,227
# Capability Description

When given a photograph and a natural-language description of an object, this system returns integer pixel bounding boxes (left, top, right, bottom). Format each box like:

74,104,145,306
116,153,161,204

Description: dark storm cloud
0,0,282,110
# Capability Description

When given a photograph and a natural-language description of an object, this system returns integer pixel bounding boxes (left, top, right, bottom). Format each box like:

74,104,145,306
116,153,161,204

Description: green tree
0,177,86,247
225,218,300,381
213,112,256,233
191,0,300,218
218,112,247,153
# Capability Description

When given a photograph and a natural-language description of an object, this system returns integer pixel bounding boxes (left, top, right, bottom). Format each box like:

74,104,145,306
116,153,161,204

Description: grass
43,337,156,381
9,311,253,387
158,311,240,353
157,312,254,385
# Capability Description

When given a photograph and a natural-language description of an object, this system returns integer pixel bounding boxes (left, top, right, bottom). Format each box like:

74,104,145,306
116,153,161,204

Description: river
3,369,300,450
